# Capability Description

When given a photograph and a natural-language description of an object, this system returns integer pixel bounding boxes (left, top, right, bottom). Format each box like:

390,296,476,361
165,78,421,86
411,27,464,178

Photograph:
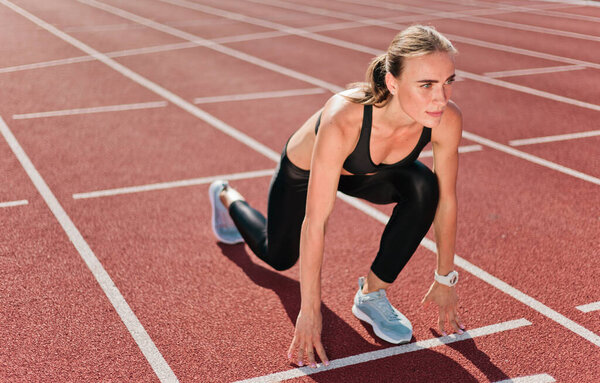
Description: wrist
434,270,459,287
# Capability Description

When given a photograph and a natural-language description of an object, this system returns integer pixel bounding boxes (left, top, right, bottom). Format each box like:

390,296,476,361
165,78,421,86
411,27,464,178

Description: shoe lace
373,295,399,321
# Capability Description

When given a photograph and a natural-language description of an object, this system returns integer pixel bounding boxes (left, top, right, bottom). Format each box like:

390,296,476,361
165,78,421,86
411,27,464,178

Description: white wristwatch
434,270,459,287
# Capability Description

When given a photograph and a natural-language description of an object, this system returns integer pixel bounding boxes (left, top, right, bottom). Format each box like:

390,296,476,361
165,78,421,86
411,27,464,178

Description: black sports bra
314,104,431,175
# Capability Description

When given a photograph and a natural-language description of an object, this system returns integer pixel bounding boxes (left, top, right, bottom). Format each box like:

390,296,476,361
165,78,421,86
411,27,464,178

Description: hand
421,282,465,336
287,309,329,368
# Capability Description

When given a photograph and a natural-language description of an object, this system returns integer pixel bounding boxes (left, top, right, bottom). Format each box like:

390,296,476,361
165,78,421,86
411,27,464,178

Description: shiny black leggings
229,150,439,283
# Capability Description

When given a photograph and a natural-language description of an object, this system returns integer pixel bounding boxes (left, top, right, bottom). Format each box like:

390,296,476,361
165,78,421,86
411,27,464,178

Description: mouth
426,110,444,118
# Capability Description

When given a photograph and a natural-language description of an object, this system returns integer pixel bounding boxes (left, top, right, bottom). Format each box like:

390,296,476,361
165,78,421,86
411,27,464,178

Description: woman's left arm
421,102,466,335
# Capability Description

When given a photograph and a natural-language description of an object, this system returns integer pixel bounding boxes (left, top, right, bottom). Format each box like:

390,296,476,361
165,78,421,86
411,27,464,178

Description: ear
385,72,398,95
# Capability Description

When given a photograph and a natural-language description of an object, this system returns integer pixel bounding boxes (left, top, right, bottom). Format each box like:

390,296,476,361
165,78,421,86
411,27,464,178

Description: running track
1,0,599,381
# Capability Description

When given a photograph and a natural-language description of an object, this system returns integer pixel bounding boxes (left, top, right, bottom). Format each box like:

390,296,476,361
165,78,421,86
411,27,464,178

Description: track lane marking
6,0,598,361
73,169,275,199
493,373,556,383
193,88,326,104
233,318,532,383
153,0,600,113
71,144,481,200
12,101,168,120
337,0,600,42
484,64,587,78
576,301,600,313
0,199,28,208
509,129,600,146
0,115,178,382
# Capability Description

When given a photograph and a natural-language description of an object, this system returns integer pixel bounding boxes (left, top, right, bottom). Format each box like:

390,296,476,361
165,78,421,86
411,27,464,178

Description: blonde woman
209,25,465,368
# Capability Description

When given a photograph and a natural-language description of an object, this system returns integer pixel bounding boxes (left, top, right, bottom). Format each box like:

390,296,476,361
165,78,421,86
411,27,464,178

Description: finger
306,344,316,368
455,312,466,330
447,310,463,334
314,340,330,367
287,337,297,361
297,343,304,367
438,308,446,336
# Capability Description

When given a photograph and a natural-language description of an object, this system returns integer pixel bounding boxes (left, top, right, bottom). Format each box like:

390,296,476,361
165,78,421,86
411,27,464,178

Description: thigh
337,161,437,205
265,153,310,265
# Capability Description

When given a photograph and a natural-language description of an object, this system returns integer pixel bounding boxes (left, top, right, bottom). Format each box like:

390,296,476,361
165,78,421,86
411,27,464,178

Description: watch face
450,274,458,285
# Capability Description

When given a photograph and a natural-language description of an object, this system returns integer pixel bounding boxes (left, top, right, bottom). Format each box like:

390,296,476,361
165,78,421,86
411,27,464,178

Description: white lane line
576,301,600,313
73,145,486,200
155,0,600,113
77,0,344,93
238,0,600,71
9,0,597,353
509,130,600,146
462,131,600,185
420,144,482,158
338,191,600,349
457,70,600,112
484,64,587,78
234,318,532,383
493,373,556,383
0,114,178,382
194,88,326,104
0,4,183,382
73,169,275,199
12,101,168,120
337,0,600,42
0,199,29,208
533,0,600,7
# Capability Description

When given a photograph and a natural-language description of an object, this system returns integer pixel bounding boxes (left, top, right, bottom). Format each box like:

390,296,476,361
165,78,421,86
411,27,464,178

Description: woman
208,25,465,369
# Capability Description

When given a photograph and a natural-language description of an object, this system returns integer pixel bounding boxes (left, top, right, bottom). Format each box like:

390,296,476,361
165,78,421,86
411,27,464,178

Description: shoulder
431,100,462,145
319,89,365,137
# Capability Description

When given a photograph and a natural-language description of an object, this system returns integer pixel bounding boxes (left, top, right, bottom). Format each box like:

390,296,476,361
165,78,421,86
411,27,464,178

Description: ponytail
346,54,391,106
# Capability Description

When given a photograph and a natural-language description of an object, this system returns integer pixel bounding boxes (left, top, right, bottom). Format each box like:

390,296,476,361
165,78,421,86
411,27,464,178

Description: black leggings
229,148,439,283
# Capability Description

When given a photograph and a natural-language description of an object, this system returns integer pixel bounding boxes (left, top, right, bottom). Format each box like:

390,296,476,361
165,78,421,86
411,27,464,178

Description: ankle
219,186,245,208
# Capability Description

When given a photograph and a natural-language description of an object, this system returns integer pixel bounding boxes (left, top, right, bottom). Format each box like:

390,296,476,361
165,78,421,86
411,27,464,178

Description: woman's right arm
287,98,359,369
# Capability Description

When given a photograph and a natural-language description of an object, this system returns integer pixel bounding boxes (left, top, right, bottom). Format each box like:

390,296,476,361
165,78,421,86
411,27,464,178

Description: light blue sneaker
352,276,413,344
208,180,244,245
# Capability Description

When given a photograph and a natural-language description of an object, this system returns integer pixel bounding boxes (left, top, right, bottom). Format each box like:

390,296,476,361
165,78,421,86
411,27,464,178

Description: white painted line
420,144,482,158
457,70,600,112
509,130,600,146
193,88,326,104
484,64,587,78
533,0,600,8
0,199,29,208
0,114,178,382
77,0,344,94
12,101,168,120
337,0,600,42
462,130,600,185
337,191,600,349
234,318,532,383
11,0,598,354
576,301,600,313
73,168,275,199
493,373,556,383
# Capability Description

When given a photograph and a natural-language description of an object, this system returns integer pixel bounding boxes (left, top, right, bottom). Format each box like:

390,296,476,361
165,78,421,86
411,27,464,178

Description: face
387,51,456,127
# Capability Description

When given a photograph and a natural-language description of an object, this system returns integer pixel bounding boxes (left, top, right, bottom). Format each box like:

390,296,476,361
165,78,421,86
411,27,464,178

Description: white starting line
0,199,28,208
493,373,556,383
509,129,600,147
233,318,532,383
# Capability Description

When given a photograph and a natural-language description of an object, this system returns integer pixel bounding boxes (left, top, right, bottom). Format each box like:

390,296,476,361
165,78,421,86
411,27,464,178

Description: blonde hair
347,25,457,106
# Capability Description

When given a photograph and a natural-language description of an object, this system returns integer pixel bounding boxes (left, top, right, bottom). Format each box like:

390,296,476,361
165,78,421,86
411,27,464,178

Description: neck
378,97,418,131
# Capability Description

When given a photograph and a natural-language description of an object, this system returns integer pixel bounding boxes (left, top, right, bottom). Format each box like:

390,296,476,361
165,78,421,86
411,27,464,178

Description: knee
265,247,299,271
407,163,439,209
269,258,297,272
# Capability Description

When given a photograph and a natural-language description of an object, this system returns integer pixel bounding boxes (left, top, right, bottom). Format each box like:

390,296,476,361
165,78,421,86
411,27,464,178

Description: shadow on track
218,244,508,382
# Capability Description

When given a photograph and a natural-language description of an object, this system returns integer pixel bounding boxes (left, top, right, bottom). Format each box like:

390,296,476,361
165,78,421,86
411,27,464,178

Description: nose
432,85,448,106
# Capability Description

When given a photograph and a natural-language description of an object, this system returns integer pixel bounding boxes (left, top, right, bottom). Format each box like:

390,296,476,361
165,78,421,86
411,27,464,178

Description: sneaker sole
352,304,412,344
208,181,243,245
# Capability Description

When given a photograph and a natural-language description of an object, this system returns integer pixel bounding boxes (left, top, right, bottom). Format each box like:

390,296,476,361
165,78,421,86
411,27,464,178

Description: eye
420,83,432,89
445,78,455,85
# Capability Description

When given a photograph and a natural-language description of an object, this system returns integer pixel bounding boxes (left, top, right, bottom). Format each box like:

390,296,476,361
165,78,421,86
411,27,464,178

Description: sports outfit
227,104,439,284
